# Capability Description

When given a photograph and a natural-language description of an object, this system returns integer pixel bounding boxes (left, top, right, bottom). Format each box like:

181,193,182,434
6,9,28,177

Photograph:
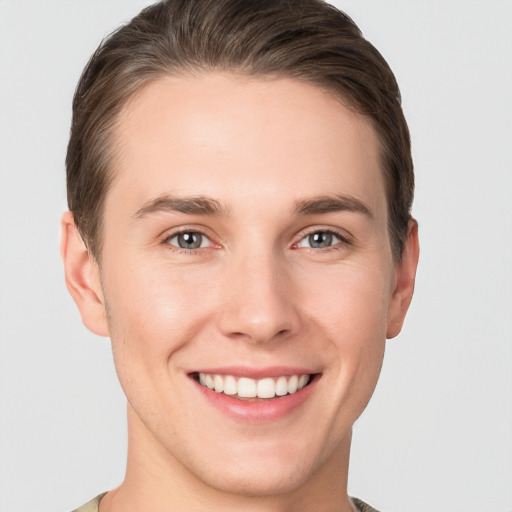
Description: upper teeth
198,373,310,399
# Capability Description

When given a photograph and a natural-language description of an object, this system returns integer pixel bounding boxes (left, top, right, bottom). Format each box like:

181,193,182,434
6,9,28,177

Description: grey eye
298,231,342,249
167,231,209,249
309,232,333,248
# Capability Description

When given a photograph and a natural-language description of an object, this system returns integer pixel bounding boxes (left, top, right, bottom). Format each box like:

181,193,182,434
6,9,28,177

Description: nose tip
217,259,300,344
222,306,294,344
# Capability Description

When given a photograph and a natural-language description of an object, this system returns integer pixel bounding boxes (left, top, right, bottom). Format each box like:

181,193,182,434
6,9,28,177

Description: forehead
108,73,386,220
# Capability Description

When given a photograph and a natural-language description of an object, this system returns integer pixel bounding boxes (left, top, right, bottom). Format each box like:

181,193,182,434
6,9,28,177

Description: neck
101,405,355,512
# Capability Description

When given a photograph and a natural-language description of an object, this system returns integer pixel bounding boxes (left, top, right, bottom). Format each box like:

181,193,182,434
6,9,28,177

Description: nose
217,251,300,345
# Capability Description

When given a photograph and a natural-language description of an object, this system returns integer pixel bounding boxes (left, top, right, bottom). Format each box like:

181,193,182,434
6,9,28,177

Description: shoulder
352,497,381,512
70,493,106,512
70,493,380,512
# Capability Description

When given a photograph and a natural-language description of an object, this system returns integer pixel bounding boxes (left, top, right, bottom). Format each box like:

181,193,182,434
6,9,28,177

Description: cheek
101,262,213,422
300,261,392,339
299,263,390,395
101,259,215,373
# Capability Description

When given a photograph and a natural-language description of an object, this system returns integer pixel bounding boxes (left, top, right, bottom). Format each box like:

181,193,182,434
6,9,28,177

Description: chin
175,435,338,499
195,460,314,497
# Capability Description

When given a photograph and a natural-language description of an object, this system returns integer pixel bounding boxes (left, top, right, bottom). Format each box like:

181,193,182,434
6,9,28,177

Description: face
65,73,417,497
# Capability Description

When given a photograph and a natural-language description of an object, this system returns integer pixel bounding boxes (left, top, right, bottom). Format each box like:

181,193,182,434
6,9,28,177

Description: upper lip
189,366,319,379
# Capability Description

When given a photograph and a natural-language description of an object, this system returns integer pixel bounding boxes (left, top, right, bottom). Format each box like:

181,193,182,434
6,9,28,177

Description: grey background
0,1,511,511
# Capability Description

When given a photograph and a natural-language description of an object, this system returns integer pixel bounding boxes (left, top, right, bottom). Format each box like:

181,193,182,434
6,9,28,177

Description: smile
197,372,311,399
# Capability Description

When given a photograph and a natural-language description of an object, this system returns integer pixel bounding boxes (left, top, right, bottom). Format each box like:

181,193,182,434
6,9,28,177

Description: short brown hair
66,0,413,260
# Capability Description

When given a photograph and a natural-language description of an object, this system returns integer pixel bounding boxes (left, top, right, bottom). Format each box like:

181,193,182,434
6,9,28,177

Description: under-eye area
190,372,318,400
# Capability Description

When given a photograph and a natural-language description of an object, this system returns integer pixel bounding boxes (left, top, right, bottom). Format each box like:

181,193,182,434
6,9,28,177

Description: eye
165,231,212,250
297,230,343,249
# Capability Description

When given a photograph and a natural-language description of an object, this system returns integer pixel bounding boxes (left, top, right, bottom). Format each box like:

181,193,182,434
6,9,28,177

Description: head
62,0,419,504
66,0,413,263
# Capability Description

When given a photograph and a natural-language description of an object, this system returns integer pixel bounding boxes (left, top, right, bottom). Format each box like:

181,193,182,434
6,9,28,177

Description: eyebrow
133,193,372,219
134,195,227,218
293,194,373,218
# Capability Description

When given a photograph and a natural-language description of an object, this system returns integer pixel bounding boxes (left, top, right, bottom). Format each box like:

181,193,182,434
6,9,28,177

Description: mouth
191,372,315,401
189,368,320,422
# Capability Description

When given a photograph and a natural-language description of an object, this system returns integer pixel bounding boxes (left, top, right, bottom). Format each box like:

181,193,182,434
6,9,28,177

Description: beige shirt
72,493,380,512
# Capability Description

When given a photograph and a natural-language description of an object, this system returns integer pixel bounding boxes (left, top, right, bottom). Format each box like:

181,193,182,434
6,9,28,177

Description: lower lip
192,376,319,423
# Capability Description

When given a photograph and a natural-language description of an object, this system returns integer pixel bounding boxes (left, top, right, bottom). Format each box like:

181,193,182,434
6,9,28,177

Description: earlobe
386,219,420,339
60,211,110,337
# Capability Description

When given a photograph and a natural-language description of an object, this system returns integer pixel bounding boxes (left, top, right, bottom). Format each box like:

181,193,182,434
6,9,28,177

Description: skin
61,73,419,512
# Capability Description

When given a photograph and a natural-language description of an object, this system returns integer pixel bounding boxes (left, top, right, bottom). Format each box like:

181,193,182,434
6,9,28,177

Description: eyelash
161,227,352,254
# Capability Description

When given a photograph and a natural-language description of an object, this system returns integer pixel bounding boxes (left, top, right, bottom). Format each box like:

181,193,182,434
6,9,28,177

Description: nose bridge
218,246,299,343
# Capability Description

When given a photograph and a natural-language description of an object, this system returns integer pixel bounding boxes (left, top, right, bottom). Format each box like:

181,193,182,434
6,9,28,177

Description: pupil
178,232,201,249
309,232,332,248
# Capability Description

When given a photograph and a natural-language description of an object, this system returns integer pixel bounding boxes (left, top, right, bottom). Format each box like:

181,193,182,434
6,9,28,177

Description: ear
386,219,420,339
60,211,109,337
